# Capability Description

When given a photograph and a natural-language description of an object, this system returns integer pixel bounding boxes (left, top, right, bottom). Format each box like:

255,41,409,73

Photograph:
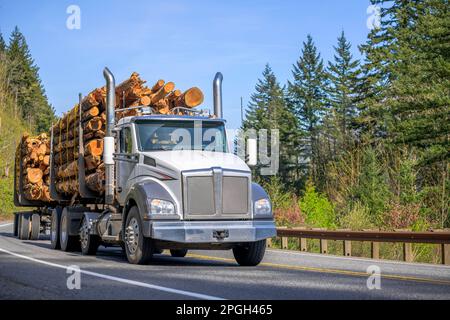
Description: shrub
274,194,304,227
382,202,421,230
299,180,336,228
339,202,375,230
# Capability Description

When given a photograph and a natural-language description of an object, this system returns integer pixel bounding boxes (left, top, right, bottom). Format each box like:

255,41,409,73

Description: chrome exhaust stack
103,67,116,204
213,72,223,118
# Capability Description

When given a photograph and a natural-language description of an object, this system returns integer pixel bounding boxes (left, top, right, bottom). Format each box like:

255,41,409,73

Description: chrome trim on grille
182,168,252,220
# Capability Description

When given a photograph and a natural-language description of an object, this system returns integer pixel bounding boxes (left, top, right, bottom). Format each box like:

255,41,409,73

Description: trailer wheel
18,213,31,240
170,249,188,258
50,207,62,250
60,210,80,252
124,206,154,264
30,213,40,240
13,213,19,237
233,240,266,266
80,216,100,255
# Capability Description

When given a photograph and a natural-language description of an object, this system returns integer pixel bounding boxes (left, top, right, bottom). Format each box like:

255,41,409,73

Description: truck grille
183,170,250,219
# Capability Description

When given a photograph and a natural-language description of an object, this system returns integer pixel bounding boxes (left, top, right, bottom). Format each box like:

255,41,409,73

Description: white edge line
0,247,225,300
0,223,13,228
267,248,450,269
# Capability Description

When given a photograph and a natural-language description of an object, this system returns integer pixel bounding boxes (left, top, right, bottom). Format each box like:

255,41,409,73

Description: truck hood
142,150,251,173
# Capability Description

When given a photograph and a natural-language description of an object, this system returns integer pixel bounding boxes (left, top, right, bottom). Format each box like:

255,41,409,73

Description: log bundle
45,72,205,197
16,133,51,202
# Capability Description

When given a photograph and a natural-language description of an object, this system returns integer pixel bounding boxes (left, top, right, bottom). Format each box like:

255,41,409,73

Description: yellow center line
186,253,450,286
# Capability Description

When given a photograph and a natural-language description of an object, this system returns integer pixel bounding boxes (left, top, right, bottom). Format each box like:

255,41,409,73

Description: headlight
149,199,175,215
254,198,271,215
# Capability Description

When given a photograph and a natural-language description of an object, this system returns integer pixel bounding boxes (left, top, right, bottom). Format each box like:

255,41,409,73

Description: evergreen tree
7,26,55,132
388,0,449,164
287,35,328,185
326,31,362,149
358,0,423,138
242,64,299,188
0,30,6,53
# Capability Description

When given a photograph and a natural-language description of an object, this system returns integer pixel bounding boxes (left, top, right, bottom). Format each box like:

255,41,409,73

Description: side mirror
247,138,257,166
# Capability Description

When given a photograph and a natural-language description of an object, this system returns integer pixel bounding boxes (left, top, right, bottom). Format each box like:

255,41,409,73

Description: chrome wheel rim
80,219,89,249
51,214,57,243
125,218,139,254
61,215,67,244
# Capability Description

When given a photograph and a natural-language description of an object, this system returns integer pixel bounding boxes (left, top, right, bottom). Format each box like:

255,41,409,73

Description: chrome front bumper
144,220,276,243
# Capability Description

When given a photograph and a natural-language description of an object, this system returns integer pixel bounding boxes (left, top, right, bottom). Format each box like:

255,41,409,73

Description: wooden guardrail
272,228,450,265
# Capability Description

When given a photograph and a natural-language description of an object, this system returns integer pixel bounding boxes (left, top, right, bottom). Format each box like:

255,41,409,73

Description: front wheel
233,240,266,266
124,206,154,264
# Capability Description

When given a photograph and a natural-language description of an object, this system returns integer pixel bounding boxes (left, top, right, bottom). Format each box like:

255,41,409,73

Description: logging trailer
13,68,276,266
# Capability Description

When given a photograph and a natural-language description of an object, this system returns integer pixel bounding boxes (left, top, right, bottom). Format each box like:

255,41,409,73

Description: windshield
135,120,227,152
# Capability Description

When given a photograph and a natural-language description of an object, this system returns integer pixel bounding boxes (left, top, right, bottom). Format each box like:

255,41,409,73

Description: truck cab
114,114,276,265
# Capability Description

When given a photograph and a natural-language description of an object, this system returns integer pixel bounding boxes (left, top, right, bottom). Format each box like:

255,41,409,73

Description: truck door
116,126,138,205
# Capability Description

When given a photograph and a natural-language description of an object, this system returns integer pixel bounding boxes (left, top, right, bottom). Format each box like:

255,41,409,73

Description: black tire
124,206,154,264
170,249,188,257
79,216,100,255
233,240,266,266
50,207,62,250
13,213,19,237
18,213,31,240
60,209,80,252
30,213,40,240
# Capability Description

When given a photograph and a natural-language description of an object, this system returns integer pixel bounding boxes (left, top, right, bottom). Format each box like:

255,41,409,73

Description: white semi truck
13,68,276,266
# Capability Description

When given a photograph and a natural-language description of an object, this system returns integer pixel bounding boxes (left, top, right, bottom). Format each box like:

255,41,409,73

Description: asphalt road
0,222,449,300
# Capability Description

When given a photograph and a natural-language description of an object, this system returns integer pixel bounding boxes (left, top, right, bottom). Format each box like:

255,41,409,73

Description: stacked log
18,72,205,199
16,133,51,202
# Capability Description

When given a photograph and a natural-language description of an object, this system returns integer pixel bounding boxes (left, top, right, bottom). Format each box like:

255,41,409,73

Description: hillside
0,107,29,220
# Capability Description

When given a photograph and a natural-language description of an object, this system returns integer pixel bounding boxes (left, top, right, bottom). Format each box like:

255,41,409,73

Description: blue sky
0,0,372,130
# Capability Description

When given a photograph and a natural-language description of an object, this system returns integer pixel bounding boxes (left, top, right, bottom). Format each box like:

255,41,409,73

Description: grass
0,107,29,220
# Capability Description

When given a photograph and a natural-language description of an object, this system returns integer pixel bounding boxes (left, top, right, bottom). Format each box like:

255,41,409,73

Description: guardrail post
442,244,450,265
371,242,379,259
266,238,272,248
343,240,352,256
320,239,328,254
281,237,288,249
299,238,307,252
403,243,413,262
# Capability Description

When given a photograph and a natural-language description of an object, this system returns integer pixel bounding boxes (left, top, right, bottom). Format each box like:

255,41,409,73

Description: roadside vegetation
241,1,448,263
0,27,56,219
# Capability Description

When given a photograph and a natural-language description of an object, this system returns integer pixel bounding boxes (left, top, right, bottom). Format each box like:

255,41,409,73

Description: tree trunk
174,87,204,108
26,168,43,184
85,139,104,157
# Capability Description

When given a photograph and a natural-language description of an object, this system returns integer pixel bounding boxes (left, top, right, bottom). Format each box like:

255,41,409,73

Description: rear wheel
170,249,188,258
13,213,19,237
79,216,100,255
233,240,266,266
50,207,62,249
124,206,154,264
60,209,80,252
30,213,40,240
18,213,31,240
19,213,31,240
